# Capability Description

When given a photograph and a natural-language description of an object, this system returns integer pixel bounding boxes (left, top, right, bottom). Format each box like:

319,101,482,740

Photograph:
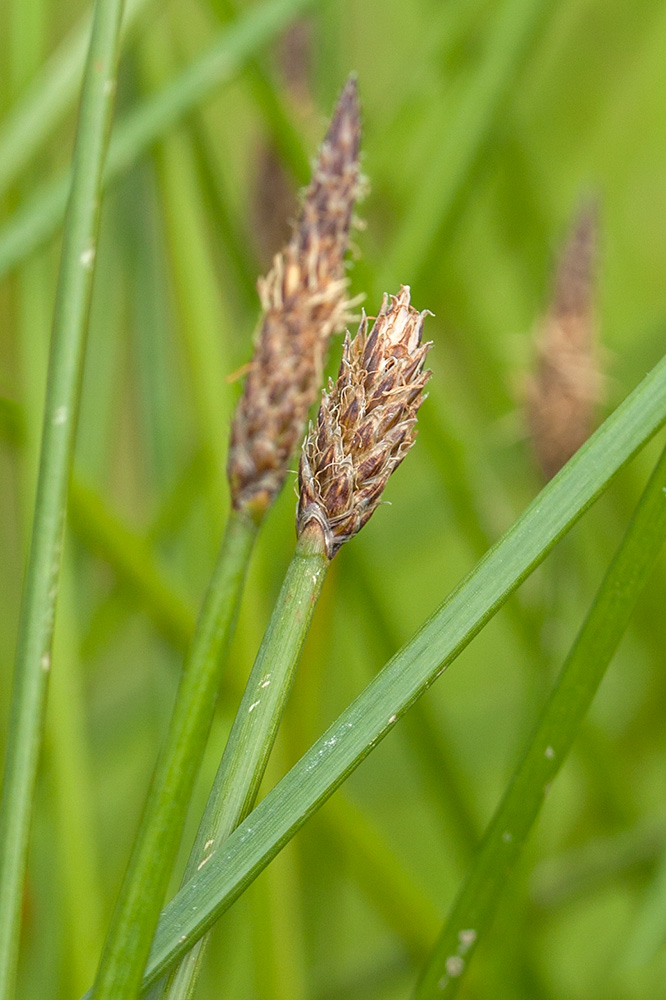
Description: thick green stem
0,0,125,994
163,531,329,1000
414,441,666,999
90,509,257,1000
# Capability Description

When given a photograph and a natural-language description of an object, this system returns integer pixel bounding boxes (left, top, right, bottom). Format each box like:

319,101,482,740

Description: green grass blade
414,441,666,999
163,536,328,999
377,0,553,293
90,510,257,1000
0,0,321,280
134,350,666,992
0,0,152,200
0,0,127,994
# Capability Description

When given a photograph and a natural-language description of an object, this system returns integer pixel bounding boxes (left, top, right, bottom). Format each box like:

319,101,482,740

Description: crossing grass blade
414,440,666,998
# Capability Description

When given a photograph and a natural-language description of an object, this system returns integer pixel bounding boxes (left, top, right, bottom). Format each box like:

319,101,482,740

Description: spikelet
527,203,601,480
298,286,432,558
228,76,362,519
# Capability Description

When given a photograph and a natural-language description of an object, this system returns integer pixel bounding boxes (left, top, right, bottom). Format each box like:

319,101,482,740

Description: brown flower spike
527,203,601,480
298,286,432,558
228,76,362,519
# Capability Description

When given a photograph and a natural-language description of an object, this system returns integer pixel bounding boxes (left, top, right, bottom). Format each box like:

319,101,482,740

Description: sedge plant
164,286,433,998
4,4,666,996
89,78,361,1000
113,342,666,995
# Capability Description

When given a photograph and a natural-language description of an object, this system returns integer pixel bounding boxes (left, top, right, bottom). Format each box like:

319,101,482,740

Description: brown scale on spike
228,76,362,520
527,203,602,480
298,286,432,558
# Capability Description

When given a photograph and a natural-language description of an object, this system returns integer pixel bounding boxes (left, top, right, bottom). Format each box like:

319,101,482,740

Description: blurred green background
1,0,666,997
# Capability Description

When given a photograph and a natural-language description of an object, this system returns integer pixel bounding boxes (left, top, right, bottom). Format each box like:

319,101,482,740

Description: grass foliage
1,0,666,998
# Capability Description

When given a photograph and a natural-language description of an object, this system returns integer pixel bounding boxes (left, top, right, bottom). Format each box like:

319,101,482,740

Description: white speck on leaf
502,831,512,843
53,406,67,426
445,956,464,977
545,745,555,759
248,700,261,713
458,929,476,952
79,245,96,269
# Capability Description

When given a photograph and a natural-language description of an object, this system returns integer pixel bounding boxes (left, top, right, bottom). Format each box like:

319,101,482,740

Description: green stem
90,509,257,1000
0,0,125,994
414,441,666,999
163,531,329,1000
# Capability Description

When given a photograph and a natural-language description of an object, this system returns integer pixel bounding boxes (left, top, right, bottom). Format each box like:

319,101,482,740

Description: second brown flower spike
298,286,432,558
228,76,362,520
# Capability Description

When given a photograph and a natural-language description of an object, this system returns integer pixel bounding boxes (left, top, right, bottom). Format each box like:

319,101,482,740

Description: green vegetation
1,1,666,999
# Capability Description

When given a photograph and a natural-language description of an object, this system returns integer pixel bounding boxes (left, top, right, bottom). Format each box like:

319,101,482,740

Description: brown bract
527,203,601,480
228,76,362,519
298,286,432,558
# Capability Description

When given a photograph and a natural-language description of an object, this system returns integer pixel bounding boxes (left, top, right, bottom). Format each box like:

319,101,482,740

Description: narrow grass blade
414,441,666,998
378,0,553,292
90,510,257,1000
0,0,321,280
0,0,153,200
164,534,328,999
135,351,666,992
0,0,127,994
